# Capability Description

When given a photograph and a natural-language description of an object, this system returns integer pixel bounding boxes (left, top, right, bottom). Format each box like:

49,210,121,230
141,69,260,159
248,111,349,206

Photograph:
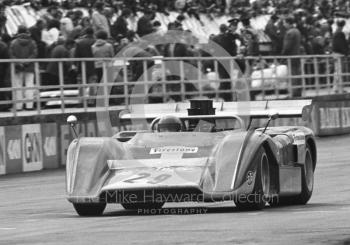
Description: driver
157,115,183,132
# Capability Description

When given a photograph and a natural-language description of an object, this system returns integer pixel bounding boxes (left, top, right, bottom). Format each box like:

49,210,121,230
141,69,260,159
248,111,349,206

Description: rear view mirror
67,115,77,126
269,112,279,120
67,115,78,138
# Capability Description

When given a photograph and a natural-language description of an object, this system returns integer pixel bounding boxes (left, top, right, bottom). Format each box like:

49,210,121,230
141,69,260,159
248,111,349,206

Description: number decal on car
123,173,171,184
147,174,171,184
123,172,151,183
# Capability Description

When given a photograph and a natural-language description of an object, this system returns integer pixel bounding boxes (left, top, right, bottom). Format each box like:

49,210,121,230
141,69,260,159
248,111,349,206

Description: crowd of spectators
0,0,350,109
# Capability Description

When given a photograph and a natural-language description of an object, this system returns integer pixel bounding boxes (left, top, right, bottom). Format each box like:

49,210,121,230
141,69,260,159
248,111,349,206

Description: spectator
240,15,260,56
9,25,38,110
29,19,47,59
92,2,110,37
46,38,76,86
332,19,348,92
74,27,96,99
332,20,348,56
60,17,74,39
264,14,281,55
92,30,114,83
111,8,131,41
42,18,60,46
282,16,302,97
137,10,155,37
0,36,9,110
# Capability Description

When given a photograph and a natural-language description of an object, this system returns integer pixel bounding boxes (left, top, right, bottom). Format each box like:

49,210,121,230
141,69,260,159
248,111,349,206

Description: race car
66,99,316,216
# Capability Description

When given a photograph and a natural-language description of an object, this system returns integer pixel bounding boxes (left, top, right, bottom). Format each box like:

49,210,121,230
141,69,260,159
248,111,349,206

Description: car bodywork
66,100,316,213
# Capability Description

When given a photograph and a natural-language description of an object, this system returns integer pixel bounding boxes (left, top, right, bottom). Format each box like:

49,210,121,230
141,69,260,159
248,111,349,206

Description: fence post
10,62,17,117
123,60,128,106
102,61,108,109
300,57,306,97
81,61,87,111
143,60,148,103
58,61,65,113
180,60,185,101
287,57,292,98
34,62,41,114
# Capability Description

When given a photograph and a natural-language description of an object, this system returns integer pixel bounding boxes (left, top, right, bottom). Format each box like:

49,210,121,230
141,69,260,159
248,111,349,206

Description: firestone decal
150,146,198,154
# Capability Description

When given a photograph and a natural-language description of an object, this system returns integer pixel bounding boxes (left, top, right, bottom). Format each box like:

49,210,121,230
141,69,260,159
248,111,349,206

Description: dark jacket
332,30,348,55
74,35,96,77
46,44,70,76
9,33,38,73
137,16,153,37
265,20,282,54
282,27,302,56
112,16,128,40
0,40,9,85
212,32,239,56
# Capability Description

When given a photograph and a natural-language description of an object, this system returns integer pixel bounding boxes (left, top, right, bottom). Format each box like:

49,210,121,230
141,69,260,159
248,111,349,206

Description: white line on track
0,228,16,230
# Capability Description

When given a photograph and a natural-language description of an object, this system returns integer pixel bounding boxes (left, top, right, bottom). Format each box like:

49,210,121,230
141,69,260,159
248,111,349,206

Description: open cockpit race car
66,99,316,216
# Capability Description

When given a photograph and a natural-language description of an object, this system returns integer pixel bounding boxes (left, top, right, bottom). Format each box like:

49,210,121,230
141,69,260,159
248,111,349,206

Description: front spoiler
67,178,255,204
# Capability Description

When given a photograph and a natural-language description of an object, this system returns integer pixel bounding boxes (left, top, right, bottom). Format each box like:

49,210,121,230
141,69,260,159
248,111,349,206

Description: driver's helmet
157,115,183,132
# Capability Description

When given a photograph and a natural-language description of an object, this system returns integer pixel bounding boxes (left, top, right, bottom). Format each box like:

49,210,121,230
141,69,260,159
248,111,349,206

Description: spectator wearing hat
9,25,38,110
282,16,302,97
137,10,155,37
92,2,110,37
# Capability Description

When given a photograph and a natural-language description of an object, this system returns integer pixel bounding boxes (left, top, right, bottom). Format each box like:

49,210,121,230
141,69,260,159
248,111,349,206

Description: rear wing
119,100,312,120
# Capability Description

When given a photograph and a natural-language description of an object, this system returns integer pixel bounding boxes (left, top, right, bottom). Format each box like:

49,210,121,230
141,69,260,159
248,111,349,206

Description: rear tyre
293,145,314,204
121,202,165,210
270,145,314,206
73,203,106,216
234,147,270,210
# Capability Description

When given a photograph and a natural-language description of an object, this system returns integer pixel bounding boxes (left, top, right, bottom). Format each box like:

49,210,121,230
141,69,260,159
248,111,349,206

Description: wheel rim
260,153,270,196
305,149,314,191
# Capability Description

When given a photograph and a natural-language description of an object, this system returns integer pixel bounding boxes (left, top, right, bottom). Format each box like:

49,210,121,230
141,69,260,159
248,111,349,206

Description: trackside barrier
0,55,349,117
0,95,349,176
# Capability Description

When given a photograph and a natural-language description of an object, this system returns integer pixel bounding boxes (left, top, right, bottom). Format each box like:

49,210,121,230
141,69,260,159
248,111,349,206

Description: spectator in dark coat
46,39,76,86
264,14,282,55
282,17,302,97
332,20,348,55
137,10,155,37
0,38,9,110
29,19,47,59
9,25,38,110
111,8,131,41
74,27,96,84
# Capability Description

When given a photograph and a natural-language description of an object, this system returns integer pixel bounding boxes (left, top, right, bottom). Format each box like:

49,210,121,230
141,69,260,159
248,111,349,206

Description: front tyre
73,203,106,216
234,147,270,210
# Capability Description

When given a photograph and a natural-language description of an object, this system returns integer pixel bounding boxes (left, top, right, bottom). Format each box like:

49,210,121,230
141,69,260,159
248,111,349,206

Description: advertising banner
313,94,350,136
5,125,22,174
0,127,5,175
22,124,43,172
41,123,58,169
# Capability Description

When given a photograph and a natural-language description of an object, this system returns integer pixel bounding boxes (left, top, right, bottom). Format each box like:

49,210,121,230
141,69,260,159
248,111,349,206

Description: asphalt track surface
1,135,350,245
